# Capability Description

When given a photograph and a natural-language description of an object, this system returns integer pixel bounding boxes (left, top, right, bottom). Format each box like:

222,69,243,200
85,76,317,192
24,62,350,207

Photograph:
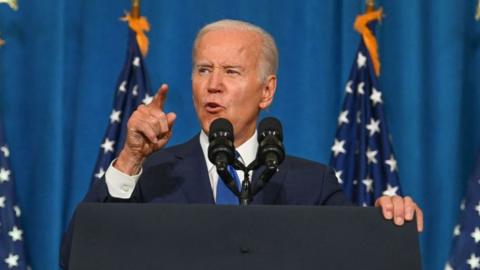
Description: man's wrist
106,159,141,199
114,150,145,175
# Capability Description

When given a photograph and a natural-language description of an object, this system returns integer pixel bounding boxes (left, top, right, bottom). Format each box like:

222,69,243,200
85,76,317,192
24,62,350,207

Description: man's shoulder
283,154,332,173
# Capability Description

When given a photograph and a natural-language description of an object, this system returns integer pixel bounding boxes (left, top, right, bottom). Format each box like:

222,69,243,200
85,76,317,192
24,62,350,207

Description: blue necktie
216,164,241,205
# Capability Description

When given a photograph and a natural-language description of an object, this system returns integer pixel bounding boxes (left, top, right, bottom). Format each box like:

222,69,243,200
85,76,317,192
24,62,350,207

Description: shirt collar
199,130,258,172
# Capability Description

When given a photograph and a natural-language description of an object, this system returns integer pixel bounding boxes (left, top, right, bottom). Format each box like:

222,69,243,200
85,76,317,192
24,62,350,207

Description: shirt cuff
105,159,142,199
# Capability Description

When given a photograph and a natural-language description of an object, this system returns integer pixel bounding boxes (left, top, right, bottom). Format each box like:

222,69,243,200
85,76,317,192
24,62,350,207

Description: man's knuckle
156,110,166,119
383,201,393,210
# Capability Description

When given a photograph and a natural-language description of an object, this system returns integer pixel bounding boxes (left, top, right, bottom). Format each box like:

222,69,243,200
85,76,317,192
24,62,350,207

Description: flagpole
366,0,375,13
131,0,140,18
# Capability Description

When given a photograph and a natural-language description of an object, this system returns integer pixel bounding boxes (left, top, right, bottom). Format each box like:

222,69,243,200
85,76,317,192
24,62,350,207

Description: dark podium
69,203,421,270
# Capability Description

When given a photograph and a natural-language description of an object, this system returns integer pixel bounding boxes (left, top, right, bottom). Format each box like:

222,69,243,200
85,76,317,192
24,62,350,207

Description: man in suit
61,19,423,268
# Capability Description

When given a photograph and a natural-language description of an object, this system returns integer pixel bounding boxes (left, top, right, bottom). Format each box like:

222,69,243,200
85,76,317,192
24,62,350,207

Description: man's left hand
375,195,424,232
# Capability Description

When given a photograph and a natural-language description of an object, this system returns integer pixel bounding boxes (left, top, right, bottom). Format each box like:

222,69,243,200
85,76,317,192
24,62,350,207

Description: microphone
257,117,285,169
208,118,241,198
208,118,235,169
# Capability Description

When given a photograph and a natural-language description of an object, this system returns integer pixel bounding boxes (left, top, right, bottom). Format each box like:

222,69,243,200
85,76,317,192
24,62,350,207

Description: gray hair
192,19,279,82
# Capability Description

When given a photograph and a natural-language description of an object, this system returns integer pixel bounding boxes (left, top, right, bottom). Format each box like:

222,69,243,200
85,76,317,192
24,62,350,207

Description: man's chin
201,114,230,135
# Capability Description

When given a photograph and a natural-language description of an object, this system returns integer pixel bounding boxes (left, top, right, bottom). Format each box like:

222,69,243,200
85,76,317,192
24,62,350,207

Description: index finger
149,84,169,110
416,207,424,232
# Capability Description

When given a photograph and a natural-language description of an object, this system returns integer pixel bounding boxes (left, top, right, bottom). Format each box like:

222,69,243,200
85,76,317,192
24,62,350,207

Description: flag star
345,81,353,94
95,167,105,179
338,110,349,126
467,253,480,269
385,155,398,172
476,201,480,216
0,168,10,183
383,184,399,196
132,85,139,96
133,57,140,67
118,80,127,92
472,227,480,243
366,118,380,136
362,177,373,193
143,94,153,105
335,170,343,184
357,52,367,68
13,205,21,217
4,253,19,268
0,196,5,208
1,145,9,157
357,82,365,95
353,179,358,185
366,148,378,164
445,262,453,270
453,225,461,236
331,139,346,157
370,87,383,106
8,226,23,242
461,200,466,210
109,110,121,124
356,111,362,124
362,202,368,207
100,138,115,154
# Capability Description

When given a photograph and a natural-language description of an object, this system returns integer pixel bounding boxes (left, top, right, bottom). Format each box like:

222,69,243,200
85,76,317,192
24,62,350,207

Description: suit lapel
251,164,287,205
169,135,288,205
172,135,215,204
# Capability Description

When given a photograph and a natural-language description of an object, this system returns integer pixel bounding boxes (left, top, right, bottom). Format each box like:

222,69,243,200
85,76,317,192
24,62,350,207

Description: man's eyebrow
222,65,244,70
195,63,213,67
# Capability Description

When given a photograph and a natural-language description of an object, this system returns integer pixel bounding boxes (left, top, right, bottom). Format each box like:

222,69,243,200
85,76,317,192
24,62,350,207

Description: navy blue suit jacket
60,135,351,268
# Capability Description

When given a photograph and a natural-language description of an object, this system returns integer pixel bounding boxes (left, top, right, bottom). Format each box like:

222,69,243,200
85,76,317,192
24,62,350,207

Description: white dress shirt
105,131,258,201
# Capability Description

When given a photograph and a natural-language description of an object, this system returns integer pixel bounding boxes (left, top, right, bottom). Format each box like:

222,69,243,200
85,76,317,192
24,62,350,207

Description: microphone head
209,118,234,142
258,117,283,142
208,118,235,167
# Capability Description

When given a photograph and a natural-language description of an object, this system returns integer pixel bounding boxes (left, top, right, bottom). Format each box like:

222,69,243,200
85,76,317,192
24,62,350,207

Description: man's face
192,29,276,146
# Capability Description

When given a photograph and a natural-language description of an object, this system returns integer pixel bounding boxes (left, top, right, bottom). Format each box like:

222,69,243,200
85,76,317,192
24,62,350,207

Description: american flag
90,29,153,184
445,153,480,270
0,117,28,269
329,21,403,206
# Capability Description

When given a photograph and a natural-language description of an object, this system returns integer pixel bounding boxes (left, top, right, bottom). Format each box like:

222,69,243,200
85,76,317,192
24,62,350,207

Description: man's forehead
194,29,261,60
202,28,260,39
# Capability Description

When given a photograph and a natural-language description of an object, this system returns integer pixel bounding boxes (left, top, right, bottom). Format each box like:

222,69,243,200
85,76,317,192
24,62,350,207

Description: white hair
192,19,279,81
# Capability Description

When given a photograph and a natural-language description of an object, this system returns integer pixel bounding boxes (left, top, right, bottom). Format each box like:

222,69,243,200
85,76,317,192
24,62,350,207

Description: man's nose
207,68,224,93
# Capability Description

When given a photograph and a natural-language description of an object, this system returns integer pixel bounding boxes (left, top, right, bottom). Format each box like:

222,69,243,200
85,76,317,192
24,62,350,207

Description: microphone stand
216,155,281,206
216,163,241,197
228,159,279,205
232,160,251,206
251,166,277,196
239,173,251,205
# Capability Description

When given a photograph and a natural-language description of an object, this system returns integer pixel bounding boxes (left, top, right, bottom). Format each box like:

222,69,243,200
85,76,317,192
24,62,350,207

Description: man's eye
198,67,211,74
226,69,240,75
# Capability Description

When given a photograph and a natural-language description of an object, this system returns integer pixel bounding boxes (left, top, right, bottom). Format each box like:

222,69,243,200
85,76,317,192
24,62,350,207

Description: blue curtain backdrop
1,0,479,269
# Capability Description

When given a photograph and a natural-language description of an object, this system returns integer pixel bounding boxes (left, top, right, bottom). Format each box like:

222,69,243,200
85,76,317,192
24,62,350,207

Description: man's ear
259,75,277,110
